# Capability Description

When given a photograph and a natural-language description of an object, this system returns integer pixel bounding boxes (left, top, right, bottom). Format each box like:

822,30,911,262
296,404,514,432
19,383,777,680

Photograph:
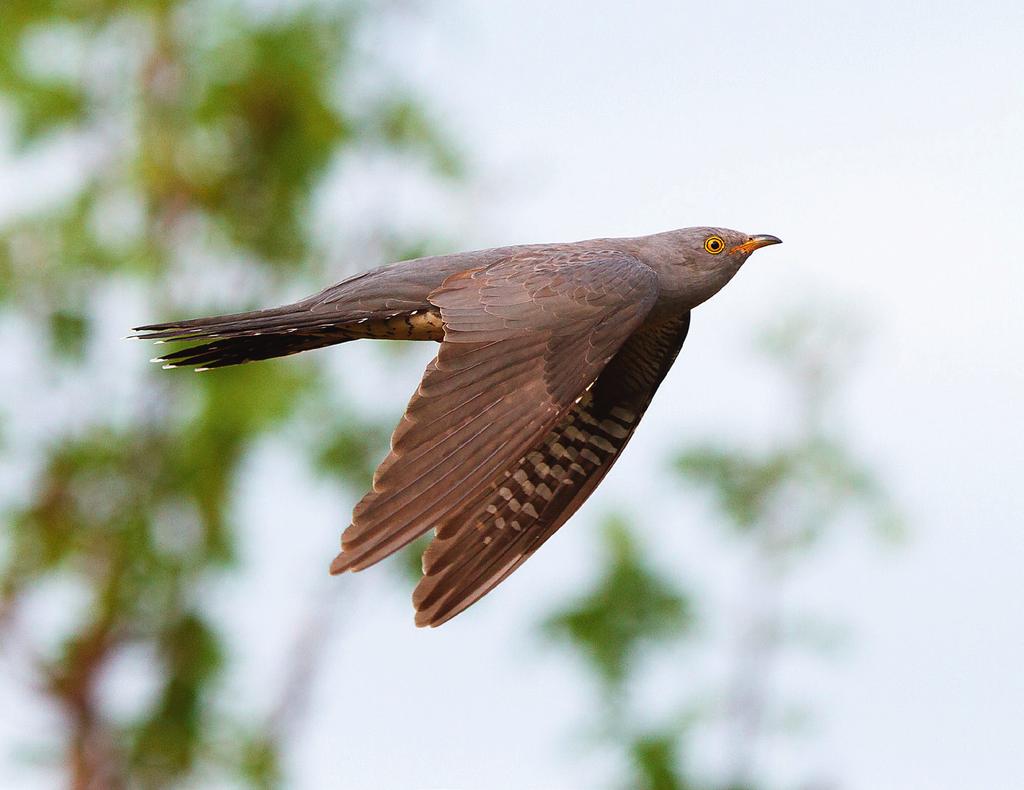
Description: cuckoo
134,227,781,626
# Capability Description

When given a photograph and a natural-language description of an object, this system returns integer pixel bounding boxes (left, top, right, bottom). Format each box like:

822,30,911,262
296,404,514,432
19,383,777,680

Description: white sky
2,1,1022,789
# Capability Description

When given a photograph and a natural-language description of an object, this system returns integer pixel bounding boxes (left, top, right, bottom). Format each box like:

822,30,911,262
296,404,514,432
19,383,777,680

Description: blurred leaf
314,414,390,493
370,97,464,178
544,515,694,689
237,732,281,790
627,730,689,790
6,78,87,144
185,12,354,260
674,447,787,531
131,612,224,781
48,309,89,359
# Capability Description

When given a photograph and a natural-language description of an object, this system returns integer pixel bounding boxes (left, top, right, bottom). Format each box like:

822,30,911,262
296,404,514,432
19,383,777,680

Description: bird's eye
704,235,725,254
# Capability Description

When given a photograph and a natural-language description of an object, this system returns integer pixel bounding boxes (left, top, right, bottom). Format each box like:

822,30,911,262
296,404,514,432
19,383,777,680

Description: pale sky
2,1,1022,789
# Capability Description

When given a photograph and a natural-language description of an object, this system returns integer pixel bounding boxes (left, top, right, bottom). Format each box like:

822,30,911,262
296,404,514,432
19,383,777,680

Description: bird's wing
413,313,691,626
330,249,660,574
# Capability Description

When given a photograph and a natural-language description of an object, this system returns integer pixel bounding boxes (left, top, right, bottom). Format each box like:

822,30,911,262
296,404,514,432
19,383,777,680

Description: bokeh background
1,1,1021,789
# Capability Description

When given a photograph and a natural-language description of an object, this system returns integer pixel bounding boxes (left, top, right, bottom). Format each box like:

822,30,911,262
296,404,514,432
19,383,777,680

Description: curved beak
731,234,783,254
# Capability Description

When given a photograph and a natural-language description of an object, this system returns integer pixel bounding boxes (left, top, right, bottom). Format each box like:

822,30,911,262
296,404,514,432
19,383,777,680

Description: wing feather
413,314,692,626
330,249,659,575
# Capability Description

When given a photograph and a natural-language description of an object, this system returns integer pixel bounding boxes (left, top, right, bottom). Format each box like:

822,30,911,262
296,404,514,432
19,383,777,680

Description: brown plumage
133,227,781,626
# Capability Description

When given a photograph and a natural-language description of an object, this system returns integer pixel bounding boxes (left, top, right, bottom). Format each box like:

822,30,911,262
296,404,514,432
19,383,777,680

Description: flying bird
133,227,781,626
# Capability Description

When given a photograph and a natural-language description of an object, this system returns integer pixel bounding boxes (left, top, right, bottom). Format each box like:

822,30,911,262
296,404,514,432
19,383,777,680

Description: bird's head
650,226,782,311
703,228,781,258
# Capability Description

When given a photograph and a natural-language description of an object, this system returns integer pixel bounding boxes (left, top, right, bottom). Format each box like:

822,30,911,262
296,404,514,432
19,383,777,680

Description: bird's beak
731,234,783,254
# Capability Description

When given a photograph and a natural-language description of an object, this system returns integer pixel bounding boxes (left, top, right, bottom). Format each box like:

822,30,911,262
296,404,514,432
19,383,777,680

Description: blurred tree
543,310,903,790
544,515,695,695
0,1,459,787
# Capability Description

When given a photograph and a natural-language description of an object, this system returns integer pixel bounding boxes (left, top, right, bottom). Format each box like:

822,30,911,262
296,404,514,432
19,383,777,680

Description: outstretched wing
330,249,660,575
413,313,691,626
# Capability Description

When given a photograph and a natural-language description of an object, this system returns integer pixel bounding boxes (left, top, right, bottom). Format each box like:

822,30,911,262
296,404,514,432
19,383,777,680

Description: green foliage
544,515,694,689
236,731,281,790
675,434,901,550
372,96,464,179
628,730,691,790
47,308,90,360
130,612,224,780
177,9,355,261
314,410,391,494
0,1,458,786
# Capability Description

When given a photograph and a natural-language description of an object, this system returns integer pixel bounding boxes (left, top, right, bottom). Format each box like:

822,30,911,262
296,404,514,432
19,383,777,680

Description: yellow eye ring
704,235,726,255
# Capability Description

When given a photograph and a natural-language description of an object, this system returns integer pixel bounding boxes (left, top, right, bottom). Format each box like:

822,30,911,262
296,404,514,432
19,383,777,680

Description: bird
133,226,781,626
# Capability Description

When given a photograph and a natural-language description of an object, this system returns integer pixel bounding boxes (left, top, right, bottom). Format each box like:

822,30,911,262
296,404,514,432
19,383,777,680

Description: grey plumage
133,226,781,626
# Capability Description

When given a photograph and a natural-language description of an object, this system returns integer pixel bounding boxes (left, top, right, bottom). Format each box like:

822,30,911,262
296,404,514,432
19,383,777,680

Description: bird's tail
131,301,356,371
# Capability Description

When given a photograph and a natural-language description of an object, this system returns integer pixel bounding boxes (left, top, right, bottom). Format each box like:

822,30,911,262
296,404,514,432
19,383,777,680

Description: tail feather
134,285,443,370
152,332,351,370
131,300,332,342
134,301,360,370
